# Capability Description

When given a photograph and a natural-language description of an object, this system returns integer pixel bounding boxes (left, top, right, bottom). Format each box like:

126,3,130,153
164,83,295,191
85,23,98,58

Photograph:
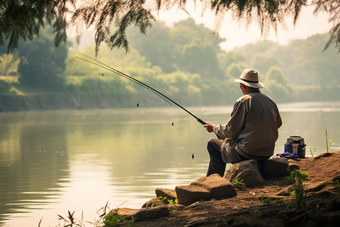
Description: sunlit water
1,102,340,226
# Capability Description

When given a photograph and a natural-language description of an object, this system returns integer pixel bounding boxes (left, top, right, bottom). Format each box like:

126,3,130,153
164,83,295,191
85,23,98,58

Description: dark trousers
206,138,225,177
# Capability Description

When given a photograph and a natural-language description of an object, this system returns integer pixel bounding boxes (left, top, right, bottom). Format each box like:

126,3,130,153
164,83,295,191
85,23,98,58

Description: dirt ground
133,151,340,227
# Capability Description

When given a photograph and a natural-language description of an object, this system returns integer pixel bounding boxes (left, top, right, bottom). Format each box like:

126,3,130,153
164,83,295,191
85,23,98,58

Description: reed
325,129,333,153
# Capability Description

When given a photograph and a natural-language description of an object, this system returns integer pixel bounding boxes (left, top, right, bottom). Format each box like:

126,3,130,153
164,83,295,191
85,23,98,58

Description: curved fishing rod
76,54,207,125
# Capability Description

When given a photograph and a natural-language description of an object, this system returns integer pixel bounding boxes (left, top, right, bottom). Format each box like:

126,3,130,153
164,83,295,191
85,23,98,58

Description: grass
284,169,310,210
333,180,340,196
38,202,134,227
231,177,245,190
152,196,178,207
309,146,317,157
325,129,333,153
260,196,285,206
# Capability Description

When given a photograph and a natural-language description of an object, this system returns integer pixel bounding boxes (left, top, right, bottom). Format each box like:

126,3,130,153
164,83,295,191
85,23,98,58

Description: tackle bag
284,136,306,158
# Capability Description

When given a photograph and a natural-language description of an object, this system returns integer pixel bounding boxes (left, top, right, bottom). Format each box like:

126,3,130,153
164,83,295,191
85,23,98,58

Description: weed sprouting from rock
231,177,245,190
325,129,333,153
333,180,340,196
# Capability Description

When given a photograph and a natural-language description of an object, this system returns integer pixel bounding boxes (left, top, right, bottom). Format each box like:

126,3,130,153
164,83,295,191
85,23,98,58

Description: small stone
155,188,177,201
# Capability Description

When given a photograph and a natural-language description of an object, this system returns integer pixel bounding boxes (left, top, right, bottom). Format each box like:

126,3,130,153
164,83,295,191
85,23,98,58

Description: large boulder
224,159,265,187
259,158,290,179
176,174,237,206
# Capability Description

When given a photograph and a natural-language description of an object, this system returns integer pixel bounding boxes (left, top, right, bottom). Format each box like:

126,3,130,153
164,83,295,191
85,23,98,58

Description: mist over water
0,102,339,226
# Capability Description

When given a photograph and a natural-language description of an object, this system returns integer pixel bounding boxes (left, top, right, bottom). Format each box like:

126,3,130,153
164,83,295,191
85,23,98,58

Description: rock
142,197,163,208
134,205,169,220
314,152,332,159
224,159,265,187
259,158,290,179
304,180,333,193
167,204,185,211
289,163,300,171
191,174,237,198
155,188,177,201
175,184,211,206
184,201,215,211
116,208,139,217
176,174,237,206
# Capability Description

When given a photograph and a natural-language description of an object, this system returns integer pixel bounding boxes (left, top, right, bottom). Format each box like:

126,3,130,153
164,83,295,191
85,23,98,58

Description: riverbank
121,151,340,227
0,93,135,112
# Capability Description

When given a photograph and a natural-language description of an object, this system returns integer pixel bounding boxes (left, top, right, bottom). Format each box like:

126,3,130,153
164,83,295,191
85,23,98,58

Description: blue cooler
284,136,306,158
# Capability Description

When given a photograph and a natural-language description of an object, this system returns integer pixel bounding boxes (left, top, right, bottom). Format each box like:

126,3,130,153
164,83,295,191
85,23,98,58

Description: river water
0,102,339,226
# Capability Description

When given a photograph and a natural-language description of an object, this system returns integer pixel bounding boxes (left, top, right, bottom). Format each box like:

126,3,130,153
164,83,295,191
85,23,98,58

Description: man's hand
204,122,215,133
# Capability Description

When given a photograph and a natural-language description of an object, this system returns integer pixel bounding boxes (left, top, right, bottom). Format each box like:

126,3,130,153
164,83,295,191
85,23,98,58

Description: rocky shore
112,151,340,227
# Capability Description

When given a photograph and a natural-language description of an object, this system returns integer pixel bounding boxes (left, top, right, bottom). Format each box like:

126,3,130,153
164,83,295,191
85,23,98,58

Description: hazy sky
153,1,332,51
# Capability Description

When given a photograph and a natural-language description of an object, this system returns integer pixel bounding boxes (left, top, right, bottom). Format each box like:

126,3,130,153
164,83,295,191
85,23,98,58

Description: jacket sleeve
213,99,247,140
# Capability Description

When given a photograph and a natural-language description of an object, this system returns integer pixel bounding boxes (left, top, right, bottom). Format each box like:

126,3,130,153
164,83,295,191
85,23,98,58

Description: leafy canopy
1,0,339,54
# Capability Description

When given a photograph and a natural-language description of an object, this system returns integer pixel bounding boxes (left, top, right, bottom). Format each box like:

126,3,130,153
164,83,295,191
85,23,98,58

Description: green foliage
0,52,19,76
57,211,83,227
263,66,292,102
218,51,247,72
285,169,310,210
0,76,19,93
104,211,135,227
231,177,244,190
309,146,317,157
0,0,69,54
285,169,309,185
325,129,333,153
333,180,340,195
225,62,249,82
127,19,225,80
251,54,281,75
260,196,285,206
18,25,67,90
155,196,178,206
3,0,340,56
180,39,223,79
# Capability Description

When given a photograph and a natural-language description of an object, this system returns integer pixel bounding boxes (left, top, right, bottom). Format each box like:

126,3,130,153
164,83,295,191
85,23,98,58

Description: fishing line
77,55,172,106
76,54,207,125
136,83,139,107
171,105,174,126
190,117,194,159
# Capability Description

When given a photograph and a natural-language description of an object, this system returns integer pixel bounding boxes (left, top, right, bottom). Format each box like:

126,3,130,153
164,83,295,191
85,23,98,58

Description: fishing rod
76,54,207,125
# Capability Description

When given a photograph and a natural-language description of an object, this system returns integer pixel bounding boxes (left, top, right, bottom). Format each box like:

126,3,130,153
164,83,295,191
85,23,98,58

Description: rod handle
197,118,206,125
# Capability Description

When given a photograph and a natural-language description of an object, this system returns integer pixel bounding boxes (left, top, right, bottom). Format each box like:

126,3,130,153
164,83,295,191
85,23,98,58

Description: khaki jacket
214,90,282,159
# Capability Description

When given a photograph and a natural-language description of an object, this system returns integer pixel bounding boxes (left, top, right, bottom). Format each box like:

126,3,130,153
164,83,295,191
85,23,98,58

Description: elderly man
204,69,282,177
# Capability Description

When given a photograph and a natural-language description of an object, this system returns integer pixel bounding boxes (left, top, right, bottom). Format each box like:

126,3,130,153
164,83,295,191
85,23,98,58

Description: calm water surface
1,102,340,226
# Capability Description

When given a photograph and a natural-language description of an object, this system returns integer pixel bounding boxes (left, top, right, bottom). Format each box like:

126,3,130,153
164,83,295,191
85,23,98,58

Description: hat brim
235,79,264,89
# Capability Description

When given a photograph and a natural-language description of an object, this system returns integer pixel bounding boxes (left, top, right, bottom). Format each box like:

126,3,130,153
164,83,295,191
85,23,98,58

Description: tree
18,26,67,90
250,54,281,75
127,18,225,78
1,0,340,55
226,62,249,82
263,66,292,101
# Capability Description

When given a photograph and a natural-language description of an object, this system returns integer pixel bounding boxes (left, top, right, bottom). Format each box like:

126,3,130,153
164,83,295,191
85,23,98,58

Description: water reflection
0,102,339,226
0,113,69,226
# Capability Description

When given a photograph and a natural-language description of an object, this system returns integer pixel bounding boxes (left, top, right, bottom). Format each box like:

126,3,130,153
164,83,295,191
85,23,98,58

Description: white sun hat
234,69,264,89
